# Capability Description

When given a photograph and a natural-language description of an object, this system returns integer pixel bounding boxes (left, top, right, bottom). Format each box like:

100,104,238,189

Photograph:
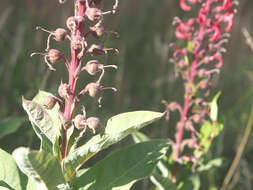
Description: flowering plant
133,0,237,188
0,0,169,189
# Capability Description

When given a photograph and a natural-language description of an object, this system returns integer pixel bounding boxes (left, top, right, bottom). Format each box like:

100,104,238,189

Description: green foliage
0,148,27,190
0,117,25,139
63,110,164,181
210,91,221,122
4,89,166,189
12,147,67,190
72,140,169,190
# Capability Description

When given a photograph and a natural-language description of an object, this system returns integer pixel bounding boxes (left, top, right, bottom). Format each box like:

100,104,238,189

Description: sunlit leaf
0,148,27,190
72,140,169,190
12,147,66,190
63,111,164,182
22,97,58,144
210,91,221,122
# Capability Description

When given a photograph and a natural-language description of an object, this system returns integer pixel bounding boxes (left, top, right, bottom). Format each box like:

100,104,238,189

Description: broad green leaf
0,149,27,190
72,140,169,190
12,147,66,190
33,90,62,135
105,111,164,143
197,158,223,172
0,117,25,139
210,91,221,122
32,90,62,155
22,96,58,143
132,132,175,190
63,111,164,181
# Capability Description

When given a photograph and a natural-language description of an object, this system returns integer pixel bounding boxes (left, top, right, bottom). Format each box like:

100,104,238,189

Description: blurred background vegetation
0,0,253,189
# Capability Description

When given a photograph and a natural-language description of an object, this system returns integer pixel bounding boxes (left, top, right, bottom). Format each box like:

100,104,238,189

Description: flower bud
85,82,100,97
84,60,101,75
74,114,86,129
86,117,100,134
47,49,63,63
86,8,103,21
66,16,77,31
58,83,70,99
90,23,104,39
88,44,104,56
43,95,57,110
54,28,67,41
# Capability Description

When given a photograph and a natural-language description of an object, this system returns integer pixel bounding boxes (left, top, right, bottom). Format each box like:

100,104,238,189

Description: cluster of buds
163,0,237,176
30,0,119,159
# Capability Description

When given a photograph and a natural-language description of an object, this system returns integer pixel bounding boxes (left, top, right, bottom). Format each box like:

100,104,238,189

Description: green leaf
210,91,221,122
197,121,223,156
197,158,223,172
63,111,164,181
12,147,66,190
72,140,169,190
132,132,175,190
132,131,149,143
32,90,62,155
0,148,27,190
105,111,164,143
32,90,62,136
22,96,58,144
0,117,25,139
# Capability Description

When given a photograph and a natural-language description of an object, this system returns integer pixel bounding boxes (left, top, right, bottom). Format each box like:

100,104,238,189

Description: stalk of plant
163,0,237,182
31,0,118,160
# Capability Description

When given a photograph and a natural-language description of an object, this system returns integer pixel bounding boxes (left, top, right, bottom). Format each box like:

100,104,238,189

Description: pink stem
61,0,87,159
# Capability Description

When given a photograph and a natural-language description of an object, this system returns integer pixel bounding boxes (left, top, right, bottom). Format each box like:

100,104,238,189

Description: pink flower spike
180,0,191,11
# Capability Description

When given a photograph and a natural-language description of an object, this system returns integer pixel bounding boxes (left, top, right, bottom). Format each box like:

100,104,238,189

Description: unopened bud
47,49,63,63
86,8,103,21
43,95,57,110
54,28,67,41
86,117,100,134
84,60,101,75
74,114,86,129
88,44,119,56
88,44,105,56
58,83,70,99
66,16,77,31
168,102,179,112
85,82,100,97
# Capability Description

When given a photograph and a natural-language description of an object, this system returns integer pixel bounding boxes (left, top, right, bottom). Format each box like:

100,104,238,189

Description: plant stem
61,0,87,159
